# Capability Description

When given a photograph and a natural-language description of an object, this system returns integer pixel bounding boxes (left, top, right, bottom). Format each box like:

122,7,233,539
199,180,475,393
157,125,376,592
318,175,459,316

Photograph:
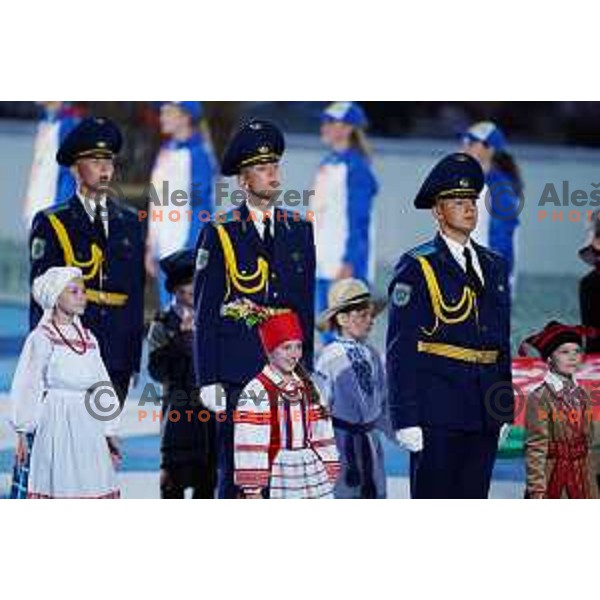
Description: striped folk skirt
269,447,334,499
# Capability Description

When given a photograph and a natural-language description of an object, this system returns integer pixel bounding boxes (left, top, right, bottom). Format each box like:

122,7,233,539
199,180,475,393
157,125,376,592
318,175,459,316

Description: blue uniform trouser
316,278,335,345
410,427,499,499
216,383,244,499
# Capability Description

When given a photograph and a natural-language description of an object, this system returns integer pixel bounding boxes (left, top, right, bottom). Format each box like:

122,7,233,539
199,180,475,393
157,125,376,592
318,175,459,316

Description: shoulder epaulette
43,202,70,216
408,241,438,258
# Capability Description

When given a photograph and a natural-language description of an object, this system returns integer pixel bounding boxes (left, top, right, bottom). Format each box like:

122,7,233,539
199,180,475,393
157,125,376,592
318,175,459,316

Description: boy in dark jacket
148,249,216,498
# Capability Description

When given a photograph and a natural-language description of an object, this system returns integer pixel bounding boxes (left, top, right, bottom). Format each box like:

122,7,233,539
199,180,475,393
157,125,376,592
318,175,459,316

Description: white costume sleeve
11,330,53,434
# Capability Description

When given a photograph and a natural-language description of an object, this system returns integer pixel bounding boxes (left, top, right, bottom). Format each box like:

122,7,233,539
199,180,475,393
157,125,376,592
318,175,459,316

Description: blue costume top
313,147,378,283
485,167,521,277
23,106,79,227
149,131,215,260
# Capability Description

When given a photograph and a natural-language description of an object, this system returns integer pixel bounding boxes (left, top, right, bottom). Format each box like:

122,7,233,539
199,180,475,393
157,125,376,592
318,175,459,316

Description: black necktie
93,202,107,245
263,213,274,257
463,247,483,295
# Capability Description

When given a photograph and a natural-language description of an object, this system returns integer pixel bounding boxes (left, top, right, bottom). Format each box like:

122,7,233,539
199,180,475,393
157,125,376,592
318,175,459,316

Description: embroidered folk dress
315,337,390,499
525,371,598,499
11,316,120,499
234,366,340,499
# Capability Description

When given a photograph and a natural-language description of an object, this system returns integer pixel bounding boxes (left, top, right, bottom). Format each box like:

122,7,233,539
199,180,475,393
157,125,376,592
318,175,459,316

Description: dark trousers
216,383,244,499
161,468,216,499
410,427,499,499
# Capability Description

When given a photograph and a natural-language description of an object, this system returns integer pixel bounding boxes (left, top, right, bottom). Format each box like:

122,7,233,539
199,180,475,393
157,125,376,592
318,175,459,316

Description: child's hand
15,433,28,467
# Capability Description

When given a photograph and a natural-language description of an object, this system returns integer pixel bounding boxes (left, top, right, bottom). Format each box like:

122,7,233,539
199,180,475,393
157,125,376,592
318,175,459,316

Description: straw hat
316,278,385,332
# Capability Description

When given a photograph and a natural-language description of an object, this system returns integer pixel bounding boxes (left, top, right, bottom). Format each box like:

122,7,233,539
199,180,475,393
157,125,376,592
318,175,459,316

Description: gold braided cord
416,255,476,335
215,224,269,298
417,341,498,364
85,288,128,306
47,214,103,281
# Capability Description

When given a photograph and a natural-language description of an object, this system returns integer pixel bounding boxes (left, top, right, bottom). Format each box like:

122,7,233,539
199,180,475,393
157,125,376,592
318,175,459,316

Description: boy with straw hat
315,278,390,498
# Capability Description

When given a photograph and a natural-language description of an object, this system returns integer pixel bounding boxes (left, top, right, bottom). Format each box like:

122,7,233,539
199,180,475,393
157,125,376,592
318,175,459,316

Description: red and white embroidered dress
234,366,340,499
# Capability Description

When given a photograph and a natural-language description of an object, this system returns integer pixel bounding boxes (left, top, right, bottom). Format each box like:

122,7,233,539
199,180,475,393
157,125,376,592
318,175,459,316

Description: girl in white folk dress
11,266,121,499
232,308,340,499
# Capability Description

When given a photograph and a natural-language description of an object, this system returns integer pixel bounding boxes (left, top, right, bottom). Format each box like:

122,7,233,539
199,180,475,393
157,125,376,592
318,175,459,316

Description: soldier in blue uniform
29,116,146,404
386,153,513,499
193,119,316,498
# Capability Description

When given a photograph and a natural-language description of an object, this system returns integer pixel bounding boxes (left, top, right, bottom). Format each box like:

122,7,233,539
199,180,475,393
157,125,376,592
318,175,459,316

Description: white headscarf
32,266,83,312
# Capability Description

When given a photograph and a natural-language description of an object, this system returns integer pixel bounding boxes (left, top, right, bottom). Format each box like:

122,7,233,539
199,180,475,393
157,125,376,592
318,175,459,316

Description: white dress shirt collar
246,201,274,240
439,231,484,283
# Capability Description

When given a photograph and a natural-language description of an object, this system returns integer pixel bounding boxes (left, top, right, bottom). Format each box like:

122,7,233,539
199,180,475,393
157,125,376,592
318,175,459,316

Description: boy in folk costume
315,278,390,498
231,304,340,499
522,321,598,499
11,266,120,499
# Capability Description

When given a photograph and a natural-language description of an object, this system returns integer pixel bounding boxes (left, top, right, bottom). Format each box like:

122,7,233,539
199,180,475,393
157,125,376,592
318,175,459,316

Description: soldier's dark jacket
193,201,315,388
29,194,146,378
386,233,513,432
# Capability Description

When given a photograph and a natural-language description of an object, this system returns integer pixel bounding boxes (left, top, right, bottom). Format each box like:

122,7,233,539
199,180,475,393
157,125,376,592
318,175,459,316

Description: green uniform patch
392,282,412,307
195,248,209,271
31,237,46,260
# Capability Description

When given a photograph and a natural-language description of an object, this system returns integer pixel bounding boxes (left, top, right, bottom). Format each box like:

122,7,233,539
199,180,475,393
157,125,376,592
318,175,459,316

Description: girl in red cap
521,322,598,499
227,301,339,498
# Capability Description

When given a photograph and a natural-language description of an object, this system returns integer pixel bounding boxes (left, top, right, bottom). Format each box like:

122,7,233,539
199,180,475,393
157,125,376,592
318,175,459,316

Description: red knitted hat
258,311,304,354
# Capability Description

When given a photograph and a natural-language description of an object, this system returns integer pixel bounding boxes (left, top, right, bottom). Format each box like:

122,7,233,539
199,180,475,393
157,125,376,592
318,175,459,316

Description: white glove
199,384,226,413
498,423,511,447
395,427,424,453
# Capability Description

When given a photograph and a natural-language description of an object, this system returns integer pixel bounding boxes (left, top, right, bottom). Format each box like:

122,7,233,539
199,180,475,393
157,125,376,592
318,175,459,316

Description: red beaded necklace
51,319,87,355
